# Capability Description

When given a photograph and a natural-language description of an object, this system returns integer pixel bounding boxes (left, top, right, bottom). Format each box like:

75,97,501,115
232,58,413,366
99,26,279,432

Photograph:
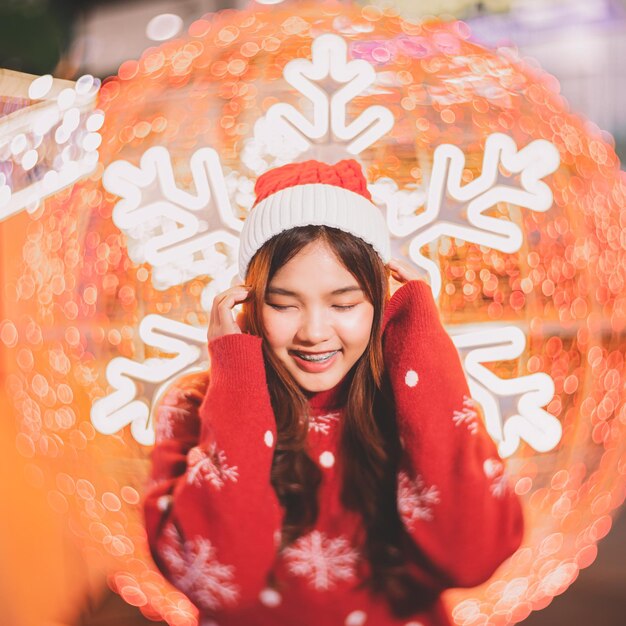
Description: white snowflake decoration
155,404,191,442
451,325,560,458
308,412,341,435
187,443,239,489
244,33,394,173
397,470,441,526
282,530,359,591
90,315,207,446
103,145,242,302
158,523,240,611
376,132,561,299
452,395,480,435
483,458,509,498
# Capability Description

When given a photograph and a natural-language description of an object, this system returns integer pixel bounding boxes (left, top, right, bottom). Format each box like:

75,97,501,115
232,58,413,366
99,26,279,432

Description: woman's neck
304,373,352,412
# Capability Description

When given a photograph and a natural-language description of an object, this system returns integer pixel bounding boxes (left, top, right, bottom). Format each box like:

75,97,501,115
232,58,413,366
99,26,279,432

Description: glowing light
90,315,207,445
57,88,77,110
28,74,53,99
381,133,560,298
86,112,105,132
21,150,38,171
0,73,100,222
146,13,183,42
264,33,394,157
10,133,27,155
452,325,560,457
103,145,242,299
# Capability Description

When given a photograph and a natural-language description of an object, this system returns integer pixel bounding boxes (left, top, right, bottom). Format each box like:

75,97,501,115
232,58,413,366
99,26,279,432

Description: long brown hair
243,226,441,617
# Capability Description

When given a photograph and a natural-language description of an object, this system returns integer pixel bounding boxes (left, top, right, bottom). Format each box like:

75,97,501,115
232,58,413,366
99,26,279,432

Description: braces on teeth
296,351,338,362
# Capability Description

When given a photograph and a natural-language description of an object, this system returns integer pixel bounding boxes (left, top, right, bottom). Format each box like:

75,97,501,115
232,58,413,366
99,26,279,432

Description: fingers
209,285,250,340
387,258,421,284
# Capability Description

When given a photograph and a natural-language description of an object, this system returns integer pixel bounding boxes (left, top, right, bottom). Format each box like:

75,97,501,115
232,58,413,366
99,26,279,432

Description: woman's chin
292,370,343,394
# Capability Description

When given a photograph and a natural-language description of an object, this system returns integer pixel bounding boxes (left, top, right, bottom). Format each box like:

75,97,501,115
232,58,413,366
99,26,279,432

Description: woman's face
262,239,375,393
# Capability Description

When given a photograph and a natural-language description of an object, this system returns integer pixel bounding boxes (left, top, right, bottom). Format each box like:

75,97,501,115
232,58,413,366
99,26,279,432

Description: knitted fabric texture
238,159,390,279
253,159,373,204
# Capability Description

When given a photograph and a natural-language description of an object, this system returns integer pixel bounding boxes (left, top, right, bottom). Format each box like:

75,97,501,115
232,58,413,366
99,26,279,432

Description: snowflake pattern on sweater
282,530,360,591
155,404,189,442
451,395,479,435
397,470,441,525
483,458,509,498
307,411,341,435
186,443,239,489
157,523,240,611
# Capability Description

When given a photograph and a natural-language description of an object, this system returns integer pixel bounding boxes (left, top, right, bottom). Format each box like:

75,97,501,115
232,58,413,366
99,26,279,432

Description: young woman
143,160,524,626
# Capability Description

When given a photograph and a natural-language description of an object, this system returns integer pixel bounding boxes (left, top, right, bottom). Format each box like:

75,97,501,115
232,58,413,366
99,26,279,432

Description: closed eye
267,303,294,311
333,304,357,311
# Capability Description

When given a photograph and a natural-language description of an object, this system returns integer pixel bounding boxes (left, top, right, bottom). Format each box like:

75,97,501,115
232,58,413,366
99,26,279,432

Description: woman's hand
387,258,424,293
208,285,250,341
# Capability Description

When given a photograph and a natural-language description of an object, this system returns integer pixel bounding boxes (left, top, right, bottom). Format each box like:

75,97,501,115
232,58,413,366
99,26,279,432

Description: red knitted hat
238,159,390,278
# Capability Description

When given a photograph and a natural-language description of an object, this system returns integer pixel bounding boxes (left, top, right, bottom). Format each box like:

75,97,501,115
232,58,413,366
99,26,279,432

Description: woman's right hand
208,285,250,341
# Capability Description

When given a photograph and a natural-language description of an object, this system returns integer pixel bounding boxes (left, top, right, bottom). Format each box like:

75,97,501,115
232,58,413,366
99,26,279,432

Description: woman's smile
290,349,341,372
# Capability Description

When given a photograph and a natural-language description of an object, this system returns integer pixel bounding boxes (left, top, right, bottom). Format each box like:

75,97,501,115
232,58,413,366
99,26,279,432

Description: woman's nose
296,309,332,344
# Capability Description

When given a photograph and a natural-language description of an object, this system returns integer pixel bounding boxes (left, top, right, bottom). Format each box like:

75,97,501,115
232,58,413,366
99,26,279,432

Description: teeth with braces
295,350,338,362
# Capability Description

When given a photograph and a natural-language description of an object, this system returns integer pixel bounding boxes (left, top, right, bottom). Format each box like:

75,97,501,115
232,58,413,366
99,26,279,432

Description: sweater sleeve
143,333,283,613
382,280,524,589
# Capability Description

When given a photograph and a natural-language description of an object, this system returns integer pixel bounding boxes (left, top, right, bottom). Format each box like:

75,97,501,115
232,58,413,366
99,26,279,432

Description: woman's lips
290,350,340,373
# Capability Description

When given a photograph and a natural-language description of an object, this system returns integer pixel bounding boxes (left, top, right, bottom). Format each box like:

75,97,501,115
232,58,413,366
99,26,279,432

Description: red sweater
143,280,524,626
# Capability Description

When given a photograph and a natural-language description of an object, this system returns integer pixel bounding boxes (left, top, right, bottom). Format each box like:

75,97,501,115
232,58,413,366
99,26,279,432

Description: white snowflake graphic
483,458,509,498
308,412,341,435
155,404,190,442
103,145,242,306
452,325,560,458
452,395,479,435
244,33,394,173
397,470,441,526
187,443,239,489
158,523,240,611
373,132,560,298
282,530,359,591
90,315,207,446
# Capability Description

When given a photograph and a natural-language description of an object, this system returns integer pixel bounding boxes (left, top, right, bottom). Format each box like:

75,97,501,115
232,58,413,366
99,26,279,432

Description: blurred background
0,0,624,624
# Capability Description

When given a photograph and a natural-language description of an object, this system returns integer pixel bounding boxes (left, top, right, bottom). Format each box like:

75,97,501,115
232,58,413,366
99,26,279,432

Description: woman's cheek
338,307,374,342
262,309,294,347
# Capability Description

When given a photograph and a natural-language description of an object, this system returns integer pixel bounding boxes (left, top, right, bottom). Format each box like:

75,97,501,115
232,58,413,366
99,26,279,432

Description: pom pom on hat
238,159,390,279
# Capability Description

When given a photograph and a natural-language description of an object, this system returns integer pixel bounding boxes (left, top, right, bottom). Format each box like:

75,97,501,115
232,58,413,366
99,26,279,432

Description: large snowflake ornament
282,530,359,591
451,325,561,458
90,315,207,445
158,523,240,611
376,133,560,299
244,33,394,172
103,146,242,307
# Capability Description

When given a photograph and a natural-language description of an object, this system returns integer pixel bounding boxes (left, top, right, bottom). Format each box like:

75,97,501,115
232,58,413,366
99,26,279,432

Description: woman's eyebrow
266,286,363,296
